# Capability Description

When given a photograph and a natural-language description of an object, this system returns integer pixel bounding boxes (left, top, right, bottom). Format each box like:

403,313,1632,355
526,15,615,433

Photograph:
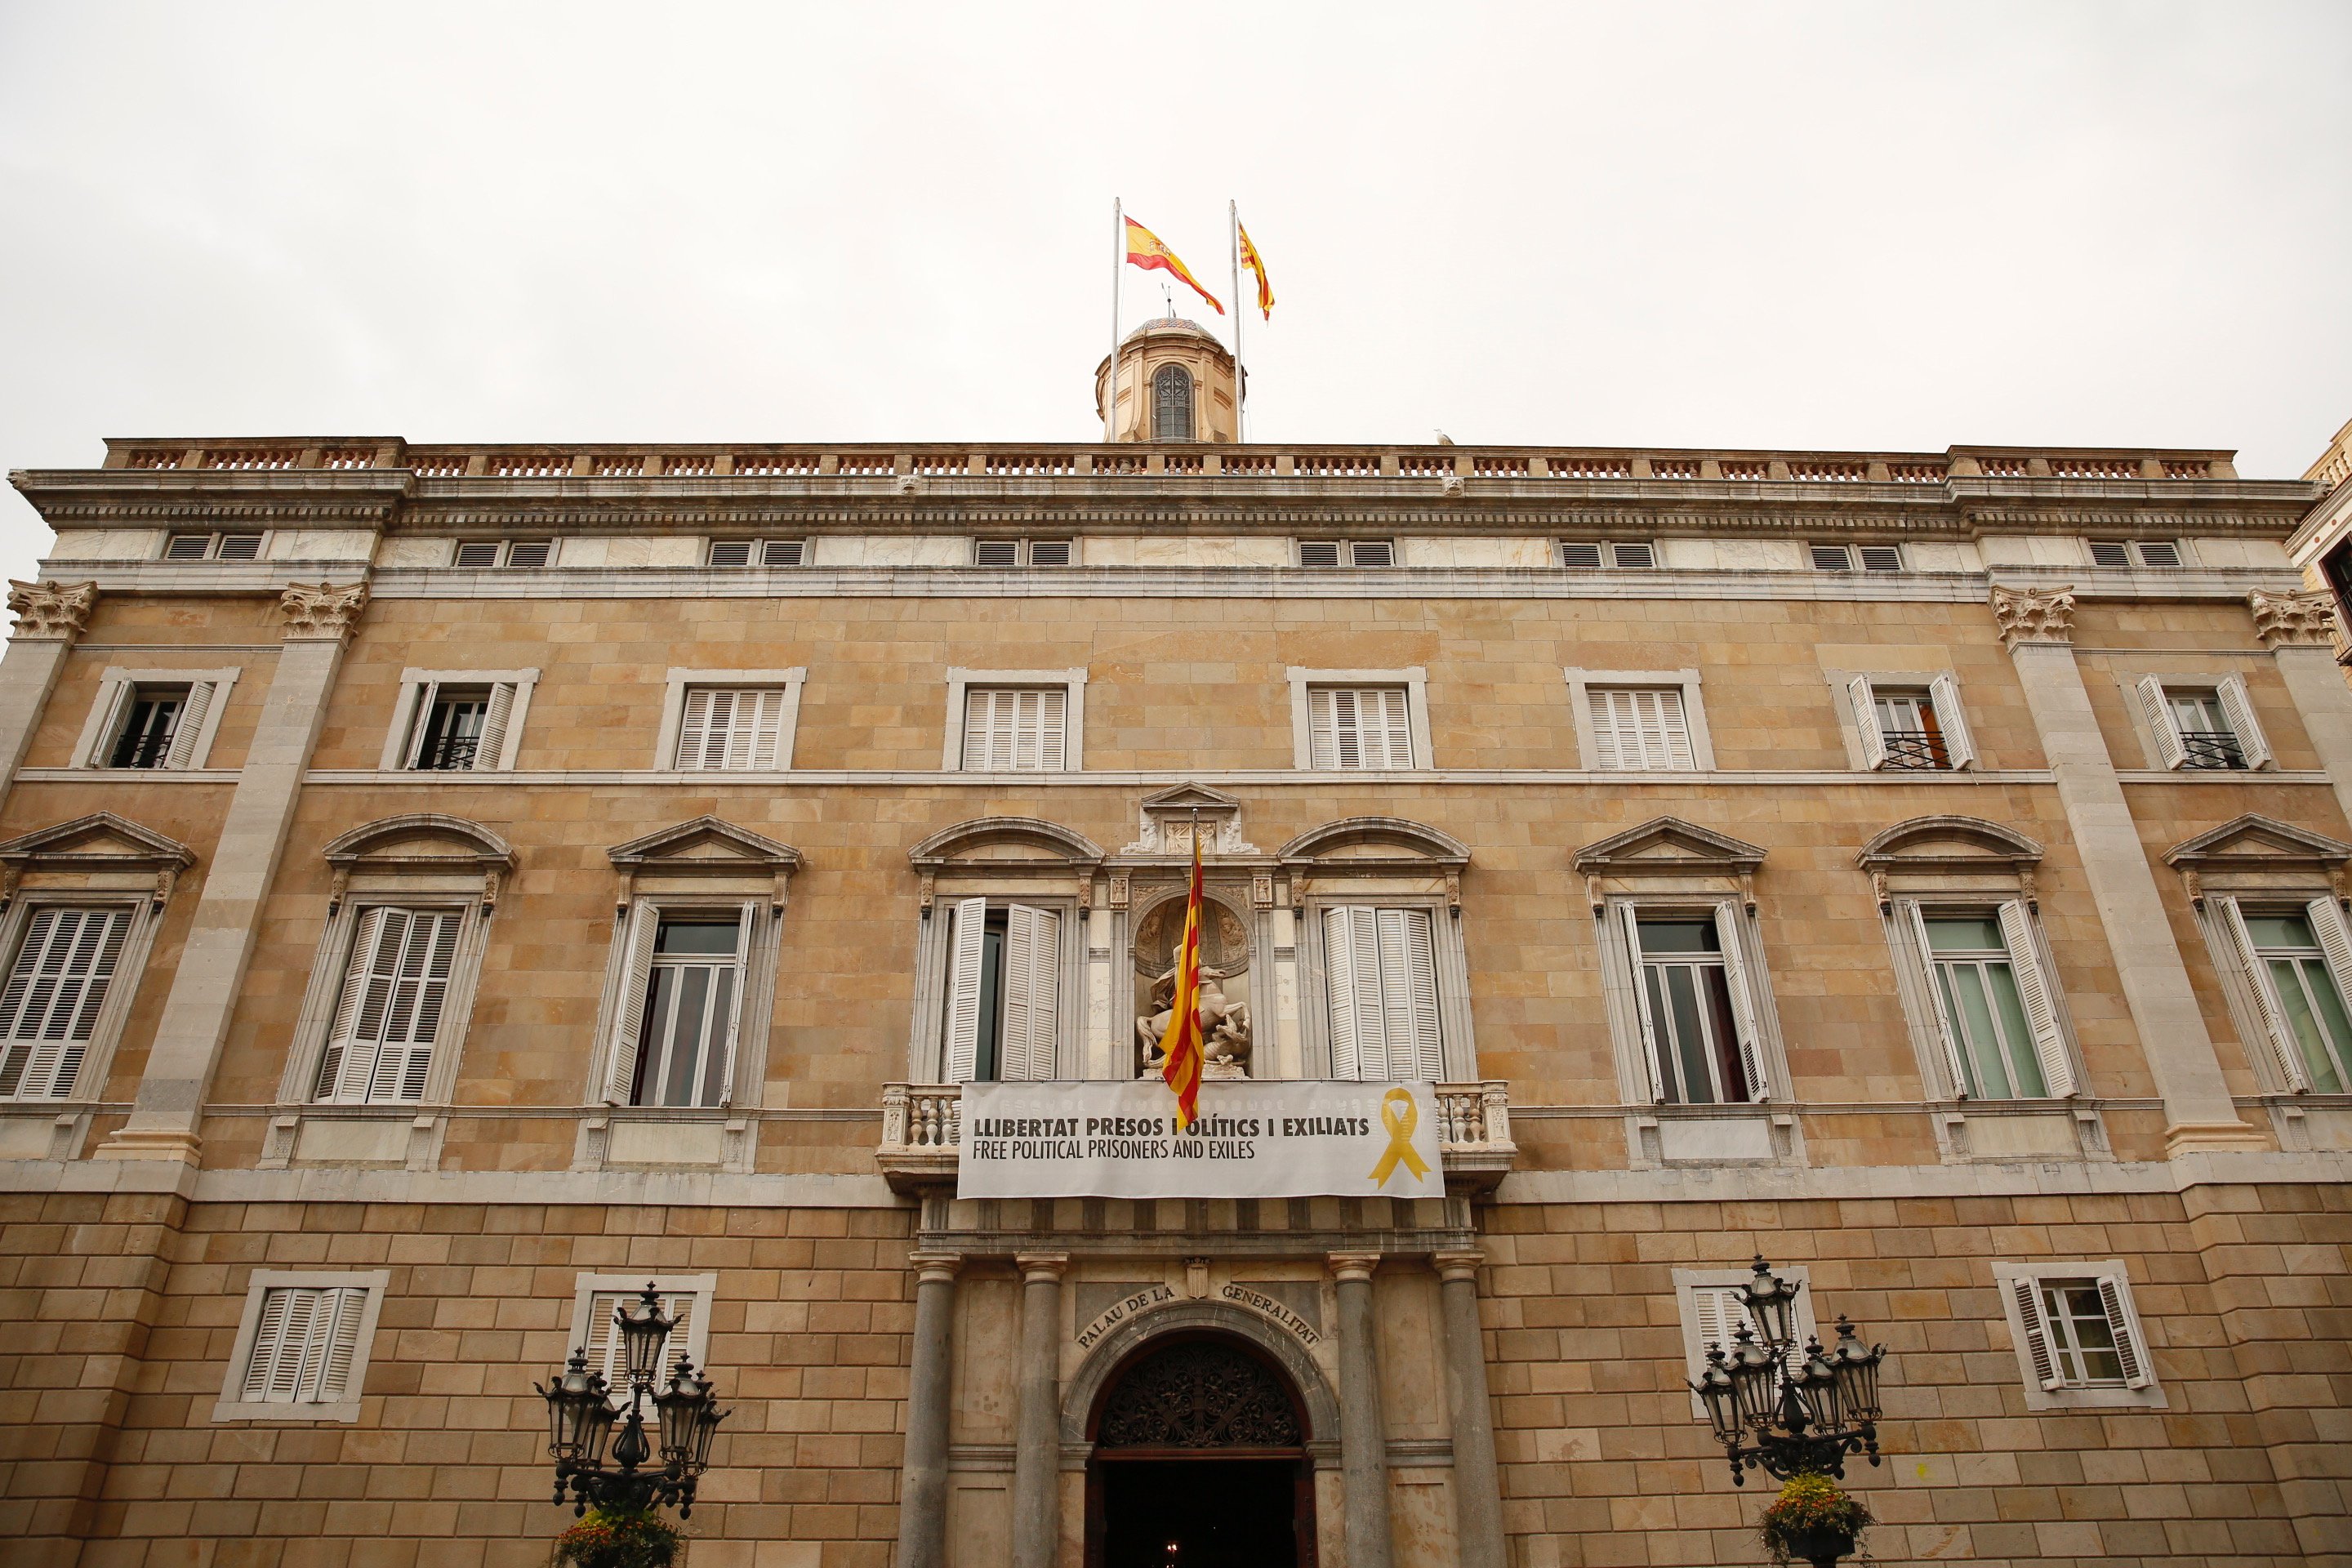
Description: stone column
0,581,97,792
2251,590,2352,828
1992,586,2258,1152
1433,1250,1507,1568
96,581,368,1162
1329,1251,1395,1568
1010,1252,1067,1568
895,1251,961,1568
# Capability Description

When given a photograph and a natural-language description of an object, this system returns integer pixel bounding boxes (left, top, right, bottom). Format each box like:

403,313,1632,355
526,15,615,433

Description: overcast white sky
2,2,2347,585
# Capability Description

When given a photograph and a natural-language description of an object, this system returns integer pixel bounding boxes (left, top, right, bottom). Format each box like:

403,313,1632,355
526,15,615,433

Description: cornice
11,467,409,528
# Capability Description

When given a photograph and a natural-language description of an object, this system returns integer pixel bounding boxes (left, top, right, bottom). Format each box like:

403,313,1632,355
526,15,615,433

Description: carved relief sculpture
2248,589,2339,649
278,581,371,642
1989,584,2076,649
5,580,97,641
1138,966,1252,1080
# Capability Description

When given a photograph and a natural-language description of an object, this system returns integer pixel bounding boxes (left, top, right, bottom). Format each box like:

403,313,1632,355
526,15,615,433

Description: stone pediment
1125,784,1257,856
609,816,802,871
0,812,194,872
1277,817,1470,870
2163,813,2352,874
327,813,515,871
909,817,1105,872
1855,816,2043,874
1570,817,1766,877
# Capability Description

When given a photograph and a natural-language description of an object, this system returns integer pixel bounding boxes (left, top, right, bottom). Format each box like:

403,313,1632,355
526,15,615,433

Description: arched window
1152,364,1194,442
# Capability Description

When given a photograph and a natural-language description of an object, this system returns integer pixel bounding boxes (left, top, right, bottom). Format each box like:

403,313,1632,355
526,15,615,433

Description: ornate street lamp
1687,1256,1888,1487
537,1282,731,1518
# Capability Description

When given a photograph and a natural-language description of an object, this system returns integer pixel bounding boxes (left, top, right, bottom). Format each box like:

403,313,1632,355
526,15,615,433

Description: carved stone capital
6,580,96,642
278,581,369,643
1432,1249,1485,1285
1990,584,2076,649
1016,1251,1070,1284
1326,1250,1382,1284
2248,589,2339,650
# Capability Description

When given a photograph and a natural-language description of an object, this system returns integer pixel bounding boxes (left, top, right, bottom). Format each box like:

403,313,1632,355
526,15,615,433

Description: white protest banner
956,1080,1444,1200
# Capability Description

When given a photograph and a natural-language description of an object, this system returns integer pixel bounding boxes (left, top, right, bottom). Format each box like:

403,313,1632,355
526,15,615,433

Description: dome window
1152,365,1195,443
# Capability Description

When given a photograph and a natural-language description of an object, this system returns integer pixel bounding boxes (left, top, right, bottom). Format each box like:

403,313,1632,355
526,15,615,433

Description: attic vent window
453,541,554,568
163,532,263,562
709,540,806,568
1298,540,1394,568
1560,541,1655,569
1812,544,1904,572
2088,540,2182,568
973,540,1073,569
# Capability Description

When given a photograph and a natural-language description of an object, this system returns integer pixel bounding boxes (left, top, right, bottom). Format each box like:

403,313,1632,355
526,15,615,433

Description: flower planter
1778,1524,1856,1566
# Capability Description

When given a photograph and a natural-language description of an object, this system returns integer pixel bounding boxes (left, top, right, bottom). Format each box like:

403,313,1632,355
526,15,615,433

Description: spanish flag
1238,220,1274,320
1156,831,1207,1129
1125,216,1224,316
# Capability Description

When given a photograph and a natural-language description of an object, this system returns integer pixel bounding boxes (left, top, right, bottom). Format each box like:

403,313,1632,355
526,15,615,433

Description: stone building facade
2,332,2349,1567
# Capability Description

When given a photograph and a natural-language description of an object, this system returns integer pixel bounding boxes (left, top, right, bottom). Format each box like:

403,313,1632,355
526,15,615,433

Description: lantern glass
1726,1326,1780,1430
1831,1319,1885,1423
1691,1346,1742,1444
581,1398,620,1468
1738,1256,1802,1351
690,1402,727,1474
541,1349,608,1462
613,1284,676,1388
655,1359,712,1470
1797,1339,1845,1430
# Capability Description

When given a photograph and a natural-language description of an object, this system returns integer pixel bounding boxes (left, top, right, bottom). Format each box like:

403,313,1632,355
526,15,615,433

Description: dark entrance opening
1086,1334,1315,1568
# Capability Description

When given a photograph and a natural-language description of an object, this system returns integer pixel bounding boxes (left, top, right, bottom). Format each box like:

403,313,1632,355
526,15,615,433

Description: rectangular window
2007,1272,2151,1393
708,539,806,567
2090,539,2184,568
108,687,187,768
961,688,1068,771
163,532,263,562
626,916,749,1107
313,908,463,1104
1906,902,2074,1098
582,1285,699,1392
1298,540,1393,568
674,688,791,770
1307,687,1413,769
943,900,1059,1081
973,539,1073,568
453,540,554,568
0,906,134,1100
1321,906,1441,1082
1811,543,1906,572
1620,909,1762,1104
1559,541,1655,569
239,1285,371,1405
386,671,534,773
2213,895,2352,1094
1587,688,1695,771
1674,1268,1819,1410
1849,675,1975,771
2135,675,2268,771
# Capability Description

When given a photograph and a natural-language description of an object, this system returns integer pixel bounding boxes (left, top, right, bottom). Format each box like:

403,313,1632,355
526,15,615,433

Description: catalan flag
1238,220,1274,320
1125,216,1225,316
1156,829,1207,1129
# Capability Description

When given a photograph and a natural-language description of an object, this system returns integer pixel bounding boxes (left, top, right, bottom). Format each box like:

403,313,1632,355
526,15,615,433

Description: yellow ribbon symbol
1367,1087,1432,1187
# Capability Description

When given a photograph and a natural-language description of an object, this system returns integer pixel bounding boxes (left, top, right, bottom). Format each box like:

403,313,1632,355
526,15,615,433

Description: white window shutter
1000,904,1060,1080
400,681,440,768
1587,691,1622,771
1032,689,1067,770
1930,675,1976,769
2304,897,2352,1036
88,680,133,769
2214,894,2310,1091
942,898,987,1081
962,688,995,769
319,908,398,1102
1374,688,1412,768
675,688,717,769
1903,899,1972,1098
368,911,461,1104
163,680,217,769
1712,903,1769,1101
710,904,755,1107
1321,907,1361,1080
1308,688,1339,769
1618,902,1668,1102
1352,907,1396,1080
316,1289,368,1400
1690,1287,1735,1358
474,682,517,771
2136,676,2185,768
2216,675,2270,769
1402,909,1442,1080
747,688,786,768
1373,908,1441,1081
987,690,1017,769
1655,691,1694,770
243,1287,301,1400
603,905,662,1104
1996,901,2074,1098
2096,1276,2151,1388
2011,1279,2060,1391
1848,675,1886,769
0,909,61,1097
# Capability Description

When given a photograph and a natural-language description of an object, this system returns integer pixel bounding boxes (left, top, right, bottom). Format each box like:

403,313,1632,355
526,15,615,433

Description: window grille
1307,688,1413,769
673,688,790,770
1321,906,1441,1081
0,907,133,1100
973,539,1072,568
1152,365,1194,442
1586,688,1695,771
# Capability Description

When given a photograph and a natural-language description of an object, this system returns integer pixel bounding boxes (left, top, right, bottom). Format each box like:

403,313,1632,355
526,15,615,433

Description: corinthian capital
1991,585,2076,649
6,580,97,642
278,581,369,643
2248,589,2339,650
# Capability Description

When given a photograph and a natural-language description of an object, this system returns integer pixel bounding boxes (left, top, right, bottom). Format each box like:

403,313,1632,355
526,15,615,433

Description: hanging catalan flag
1156,828,1207,1130
1125,216,1225,315
1237,220,1274,320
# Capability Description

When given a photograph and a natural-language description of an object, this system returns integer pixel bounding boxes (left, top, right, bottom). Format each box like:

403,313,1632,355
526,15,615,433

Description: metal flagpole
1229,201,1245,443
1107,198,1122,443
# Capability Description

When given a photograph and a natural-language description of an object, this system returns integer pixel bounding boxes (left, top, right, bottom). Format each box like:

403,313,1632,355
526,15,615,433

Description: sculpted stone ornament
1990,584,2075,649
2248,589,2339,650
6,580,96,641
1138,965,1252,1080
278,581,370,642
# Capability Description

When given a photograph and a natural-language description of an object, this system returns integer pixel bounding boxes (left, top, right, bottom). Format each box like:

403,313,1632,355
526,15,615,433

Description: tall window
1321,906,1441,1081
1588,688,1695,771
1619,908,1767,1104
623,916,749,1107
674,688,790,770
1307,687,1413,769
313,908,462,1104
0,906,133,1100
943,900,1060,1081
1919,914,2045,1098
2217,901,2352,1094
1152,364,1193,442
962,688,1067,771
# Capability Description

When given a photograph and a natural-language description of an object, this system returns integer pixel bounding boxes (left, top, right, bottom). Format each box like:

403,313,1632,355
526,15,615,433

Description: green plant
1758,1473,1873,1565
552,1506,684,1568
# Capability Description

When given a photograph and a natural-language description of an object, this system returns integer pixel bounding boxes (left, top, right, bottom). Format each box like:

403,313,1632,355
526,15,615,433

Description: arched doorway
1086,1333,1316,1568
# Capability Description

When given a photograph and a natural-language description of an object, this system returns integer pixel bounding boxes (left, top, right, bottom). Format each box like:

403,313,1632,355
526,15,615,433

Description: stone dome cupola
1094,314,1238,443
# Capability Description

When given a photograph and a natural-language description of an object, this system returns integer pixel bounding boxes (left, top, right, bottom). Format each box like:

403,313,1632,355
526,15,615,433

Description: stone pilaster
96,581,368,1162
1329,1251,1395,1568
1991,586,2260,1152
1433,1250,1506,1568
2250,590,2352,831
0,581,96,795
894,1251,960,1568
1010,1252,1067,1568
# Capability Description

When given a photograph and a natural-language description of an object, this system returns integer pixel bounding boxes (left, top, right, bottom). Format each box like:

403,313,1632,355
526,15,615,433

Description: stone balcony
876,1080,1517,1196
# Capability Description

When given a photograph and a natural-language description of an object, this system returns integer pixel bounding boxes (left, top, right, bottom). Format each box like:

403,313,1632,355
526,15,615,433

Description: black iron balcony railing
1876,729,1949,770
108,725,176,769
416,732,481,771
2178,730,2247,770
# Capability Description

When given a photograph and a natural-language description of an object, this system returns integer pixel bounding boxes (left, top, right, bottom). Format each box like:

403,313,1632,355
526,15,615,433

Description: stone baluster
1328,1251,1396,1568
1434,1250,1508,1568
894,1251,961,1568
0,581,97,794
1011,1252,1068,1568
